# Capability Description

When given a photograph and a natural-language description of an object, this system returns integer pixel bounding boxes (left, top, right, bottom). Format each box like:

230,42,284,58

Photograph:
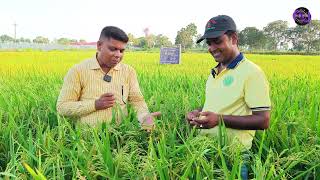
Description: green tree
146,34,156,48
194,34,207,49
57,38,71,45
69,39,78,43
263,20,289,50
312,39,320,51
127,33,136,46
79,39,87,43
0,34,14,42
17,37,31,43
25,38,31,43
288,20,320,52
175,23,198,51
239,27,267,50
154,34,172,47
33,36,49,44
135,37,147,48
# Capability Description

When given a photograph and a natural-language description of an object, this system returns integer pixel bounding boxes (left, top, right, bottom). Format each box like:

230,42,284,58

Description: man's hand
142,112,161,132
185,109,201,125
95,93,115,110
192,111,220,129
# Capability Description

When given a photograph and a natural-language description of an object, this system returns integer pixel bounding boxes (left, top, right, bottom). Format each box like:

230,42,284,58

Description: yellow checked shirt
201,53,271,150
56,56,150,126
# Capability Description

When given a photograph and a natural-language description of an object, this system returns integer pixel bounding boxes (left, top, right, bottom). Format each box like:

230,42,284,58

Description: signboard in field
160,45,181,64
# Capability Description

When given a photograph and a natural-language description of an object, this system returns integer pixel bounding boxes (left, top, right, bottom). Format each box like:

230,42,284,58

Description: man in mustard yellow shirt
57,26,160,130
185,15,271,179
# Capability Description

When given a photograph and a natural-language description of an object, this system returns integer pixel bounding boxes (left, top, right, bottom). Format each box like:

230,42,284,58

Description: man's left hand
192,111,220,129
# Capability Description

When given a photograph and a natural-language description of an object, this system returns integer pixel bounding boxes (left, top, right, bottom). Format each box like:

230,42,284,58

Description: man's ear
97,40,102,52
231,33,238,45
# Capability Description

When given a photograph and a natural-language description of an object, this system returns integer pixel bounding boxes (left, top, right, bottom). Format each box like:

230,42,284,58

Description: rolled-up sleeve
128,68,150,123
244,69,271,111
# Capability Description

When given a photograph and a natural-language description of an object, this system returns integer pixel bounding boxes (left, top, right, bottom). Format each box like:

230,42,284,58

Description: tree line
0,36,86,45
176,20,320,53
1,19,319,52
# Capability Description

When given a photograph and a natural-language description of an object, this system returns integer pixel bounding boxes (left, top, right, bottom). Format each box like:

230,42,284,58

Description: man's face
206,33,237,64
97,37,127,68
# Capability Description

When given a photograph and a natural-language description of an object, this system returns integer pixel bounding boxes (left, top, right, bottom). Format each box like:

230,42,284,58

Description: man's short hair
225,30,239,45
225,30,237,37
99,26,129,43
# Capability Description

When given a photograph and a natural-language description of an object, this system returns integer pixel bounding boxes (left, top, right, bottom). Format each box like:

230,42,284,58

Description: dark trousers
240,152,250,180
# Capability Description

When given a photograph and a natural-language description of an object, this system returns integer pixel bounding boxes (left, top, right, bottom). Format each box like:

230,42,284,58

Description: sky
0,0,319,43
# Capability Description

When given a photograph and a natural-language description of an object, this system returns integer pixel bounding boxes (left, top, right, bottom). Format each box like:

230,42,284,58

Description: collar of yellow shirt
211,52,244,78
88,56,122,71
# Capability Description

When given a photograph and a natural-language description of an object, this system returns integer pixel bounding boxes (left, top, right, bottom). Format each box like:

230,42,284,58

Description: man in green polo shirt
185,15,271,179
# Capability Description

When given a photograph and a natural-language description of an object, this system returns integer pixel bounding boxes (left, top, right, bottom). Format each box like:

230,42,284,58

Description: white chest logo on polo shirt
223,75,234,86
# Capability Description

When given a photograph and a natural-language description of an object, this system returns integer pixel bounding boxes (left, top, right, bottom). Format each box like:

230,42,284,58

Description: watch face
293,7,311,26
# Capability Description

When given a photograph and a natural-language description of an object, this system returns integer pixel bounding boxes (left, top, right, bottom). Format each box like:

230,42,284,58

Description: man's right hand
95,93,115,110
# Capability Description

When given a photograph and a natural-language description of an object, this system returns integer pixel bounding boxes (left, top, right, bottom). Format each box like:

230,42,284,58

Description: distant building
69,42,96,49
69,42,97,46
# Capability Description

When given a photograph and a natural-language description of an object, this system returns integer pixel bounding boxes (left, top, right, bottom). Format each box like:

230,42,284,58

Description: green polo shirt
200,53,271,150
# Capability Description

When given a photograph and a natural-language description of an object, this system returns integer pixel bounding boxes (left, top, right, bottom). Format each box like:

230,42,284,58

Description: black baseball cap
196,15,237,43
